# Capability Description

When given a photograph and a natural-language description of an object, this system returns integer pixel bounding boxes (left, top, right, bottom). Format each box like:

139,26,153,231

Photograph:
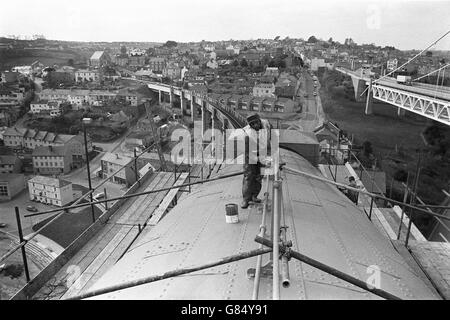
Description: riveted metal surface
281,171,307,300
87,149,439,300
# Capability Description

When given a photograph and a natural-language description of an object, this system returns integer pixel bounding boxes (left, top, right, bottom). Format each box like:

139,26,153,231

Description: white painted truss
372,84,450,126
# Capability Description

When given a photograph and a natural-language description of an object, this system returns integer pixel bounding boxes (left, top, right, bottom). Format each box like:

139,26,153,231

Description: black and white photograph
0,0,449,307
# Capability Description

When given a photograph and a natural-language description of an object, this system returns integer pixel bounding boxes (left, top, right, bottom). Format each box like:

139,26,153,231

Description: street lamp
82,117,95,223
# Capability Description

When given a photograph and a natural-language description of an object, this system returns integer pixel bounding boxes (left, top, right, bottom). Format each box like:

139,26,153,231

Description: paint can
225,203,239,223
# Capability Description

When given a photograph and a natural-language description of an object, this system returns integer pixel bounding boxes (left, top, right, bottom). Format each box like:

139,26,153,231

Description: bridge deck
336,67,450,102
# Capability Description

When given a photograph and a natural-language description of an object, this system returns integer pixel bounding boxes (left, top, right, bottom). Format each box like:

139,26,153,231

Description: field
0,48,92,70
32,204,103,248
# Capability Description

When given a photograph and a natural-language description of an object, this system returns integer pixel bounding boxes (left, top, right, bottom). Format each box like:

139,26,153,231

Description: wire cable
374,30,450,84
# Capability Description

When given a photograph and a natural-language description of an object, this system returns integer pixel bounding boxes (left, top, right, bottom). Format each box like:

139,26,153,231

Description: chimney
116,154,119,159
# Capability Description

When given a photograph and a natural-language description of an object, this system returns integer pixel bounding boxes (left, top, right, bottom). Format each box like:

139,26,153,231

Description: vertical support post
15,207,30,282
188,164,191,193
406,156,421,248
222,119,228,163
334,160,338,182
397,173,410,240
174,163,177,182
133,148,139,187
83,124,95,223
201,103,210,138
158,90,162,104
389,177,394,200
138,224,142,233
190,95,194,122
201,146,204,180
104,187,108,211
405,216,414,248
180,91,185,115
365,78,373,115
370,170,375,194
368,197,374,221
211,110,215,158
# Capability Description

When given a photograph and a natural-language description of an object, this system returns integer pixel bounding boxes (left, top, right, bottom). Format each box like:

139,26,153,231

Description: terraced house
0,155,22,173
37,88,137,108
2,127,92,168
75,69,101,82
32,145,72,175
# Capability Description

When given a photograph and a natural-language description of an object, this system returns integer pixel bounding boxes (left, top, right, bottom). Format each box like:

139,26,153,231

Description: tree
120,45,127,56
425,51,433,57
232,60,239,67
423,124,450,158
240,59,248,67
328,37,333,43
394,169,408,182
67,59,74,67
277,60,286,69
164,40,178,48
262,55,271,67
307,36,318,43
362,141,373,156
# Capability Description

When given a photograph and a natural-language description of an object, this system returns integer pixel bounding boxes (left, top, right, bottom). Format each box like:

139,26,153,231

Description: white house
253,83,276,98
311,58,326,71
30,100,62,115
387,58,398,72
75,69,101,82
28,175,73,206
12,66,32,75
100,153,137,186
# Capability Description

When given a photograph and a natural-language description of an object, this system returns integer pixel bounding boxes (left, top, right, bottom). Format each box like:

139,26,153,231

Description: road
285,70,325,133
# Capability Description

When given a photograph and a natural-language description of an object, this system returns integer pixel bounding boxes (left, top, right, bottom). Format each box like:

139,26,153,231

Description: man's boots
252,196,262,203
241,200,250,209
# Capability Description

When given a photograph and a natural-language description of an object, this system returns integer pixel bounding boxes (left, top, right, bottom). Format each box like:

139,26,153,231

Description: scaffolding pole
66,247,272,300
283,166,450,222
255,236,402,300
252,178,271,300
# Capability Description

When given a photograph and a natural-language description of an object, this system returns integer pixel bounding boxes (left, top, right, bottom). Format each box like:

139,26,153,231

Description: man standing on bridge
241,114,272,209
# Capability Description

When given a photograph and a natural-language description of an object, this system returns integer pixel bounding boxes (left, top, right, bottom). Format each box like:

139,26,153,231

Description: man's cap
246,113,260,124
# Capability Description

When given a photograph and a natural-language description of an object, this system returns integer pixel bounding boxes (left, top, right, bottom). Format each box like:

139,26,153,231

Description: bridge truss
372,84,450,126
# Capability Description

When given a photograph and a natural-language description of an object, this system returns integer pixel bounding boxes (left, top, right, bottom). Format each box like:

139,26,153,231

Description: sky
1,0,449,50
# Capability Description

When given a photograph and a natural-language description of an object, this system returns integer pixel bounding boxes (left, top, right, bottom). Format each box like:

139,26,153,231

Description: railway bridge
335,67,450,126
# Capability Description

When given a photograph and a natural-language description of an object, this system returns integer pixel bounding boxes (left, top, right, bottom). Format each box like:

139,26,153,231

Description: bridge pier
351,78,367,102
365,79,373,115
222,118,228,162
158,90,162,104
180,91,185,115
211,109,216,157
190,96,194,122
169,89,174,108
201,102,211,137
397,107,406,117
